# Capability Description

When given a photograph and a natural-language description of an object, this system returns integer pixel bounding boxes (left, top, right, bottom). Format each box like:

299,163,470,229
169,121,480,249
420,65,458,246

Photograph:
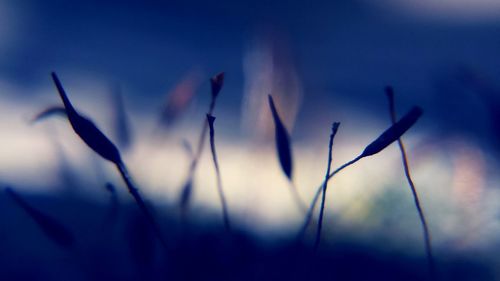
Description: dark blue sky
2,0,500,147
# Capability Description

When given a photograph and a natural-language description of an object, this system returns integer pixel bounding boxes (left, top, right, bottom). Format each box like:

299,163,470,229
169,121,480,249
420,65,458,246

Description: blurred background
0,0,499,279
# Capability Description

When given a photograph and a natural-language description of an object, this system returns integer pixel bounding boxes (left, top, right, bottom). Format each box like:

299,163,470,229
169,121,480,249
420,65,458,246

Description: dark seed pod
48,72,167,249
268,95,293,181
210,72,224,99
361,106,423,157
51,72,122,164
6,187,75,248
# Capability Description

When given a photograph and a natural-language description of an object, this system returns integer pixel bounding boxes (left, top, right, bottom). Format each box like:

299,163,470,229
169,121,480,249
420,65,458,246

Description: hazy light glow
241,32,302,140
0,76,499,254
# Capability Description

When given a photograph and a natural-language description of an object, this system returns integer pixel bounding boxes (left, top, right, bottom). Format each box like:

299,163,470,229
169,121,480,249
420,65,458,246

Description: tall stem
179,98,216,208
116,162,168,250
313,123,339,250
207,114,231,231
298,155,362,239
398,139,435,277
386,89,435,277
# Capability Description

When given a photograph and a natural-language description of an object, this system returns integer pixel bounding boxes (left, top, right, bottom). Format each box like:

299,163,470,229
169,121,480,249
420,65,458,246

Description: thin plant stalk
116,162,168,249
186,103,214,185
299,106,422,237
314,122,340,250
298,155,362,238
386,86,435,277
48,72,167,251
179,73,224,210
206,114,231,231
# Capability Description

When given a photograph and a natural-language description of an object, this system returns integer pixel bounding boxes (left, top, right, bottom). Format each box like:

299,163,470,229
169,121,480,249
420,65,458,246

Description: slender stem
116,162,168,250
185,120,208,186
178,97,216,208
399,139,435,276
326,155,362,182
314,184,328,249
296,181,322,239
386,89,435,277
207,114,231,231
192,100,216,170
314,123,339,250
298,155,362,239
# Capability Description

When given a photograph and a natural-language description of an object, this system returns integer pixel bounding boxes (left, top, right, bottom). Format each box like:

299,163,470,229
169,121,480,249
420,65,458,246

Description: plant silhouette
300,106,423,238
179,72,224,213
5,187,75,249
40,72,168,250
268,94,307,213
385,86,435,277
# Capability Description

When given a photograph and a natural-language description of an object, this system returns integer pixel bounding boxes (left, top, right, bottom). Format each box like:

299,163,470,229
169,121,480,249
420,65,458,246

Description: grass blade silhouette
268,95,293,179
116,154,168,249
50,72,167,249
5,187,75,248
314,122,340,250
268,94,307,213
178,72,224,212
206,114,231,231
385,86,435,277
31,106,67,124
360,106,423,158
51,72,122,164
300,106,423,235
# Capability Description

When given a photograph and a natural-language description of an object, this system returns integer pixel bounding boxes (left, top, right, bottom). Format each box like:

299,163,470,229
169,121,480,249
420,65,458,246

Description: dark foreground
0,190,492,281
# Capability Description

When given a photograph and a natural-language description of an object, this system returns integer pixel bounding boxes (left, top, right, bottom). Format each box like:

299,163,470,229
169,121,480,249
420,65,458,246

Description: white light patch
0,74,499,254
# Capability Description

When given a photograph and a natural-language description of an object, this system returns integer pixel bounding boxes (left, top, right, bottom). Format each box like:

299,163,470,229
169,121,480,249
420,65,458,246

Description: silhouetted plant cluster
6,71,437,280
266,92,429,276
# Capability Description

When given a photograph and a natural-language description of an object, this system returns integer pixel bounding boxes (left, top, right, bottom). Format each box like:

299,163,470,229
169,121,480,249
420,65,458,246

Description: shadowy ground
0,189,493,281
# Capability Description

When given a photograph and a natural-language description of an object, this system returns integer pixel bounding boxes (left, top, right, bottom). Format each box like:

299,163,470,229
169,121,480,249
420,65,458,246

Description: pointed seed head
361,106,423,157
210,72,225,98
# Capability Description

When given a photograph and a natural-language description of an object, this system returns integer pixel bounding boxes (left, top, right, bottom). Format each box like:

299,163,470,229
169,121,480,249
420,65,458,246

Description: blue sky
1,0,500,144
